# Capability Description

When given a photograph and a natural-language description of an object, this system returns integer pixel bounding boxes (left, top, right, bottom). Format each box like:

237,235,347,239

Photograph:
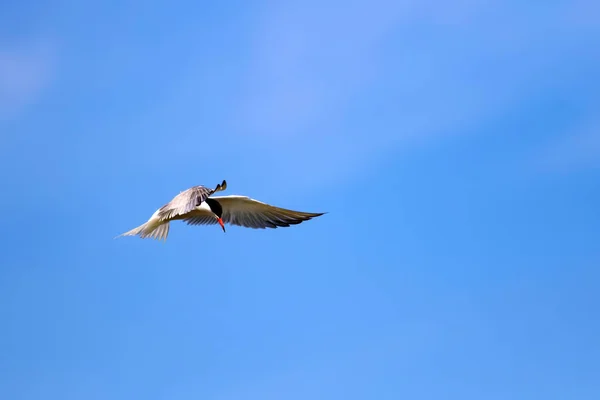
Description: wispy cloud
237,0,404,137
227,0,598,188
533,119,600,174
0,39,57,122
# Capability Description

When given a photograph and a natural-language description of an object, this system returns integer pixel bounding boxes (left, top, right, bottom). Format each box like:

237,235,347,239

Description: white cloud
0,39,57,122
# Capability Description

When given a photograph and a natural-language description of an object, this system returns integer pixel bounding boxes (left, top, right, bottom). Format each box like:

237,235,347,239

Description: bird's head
205,198,226,233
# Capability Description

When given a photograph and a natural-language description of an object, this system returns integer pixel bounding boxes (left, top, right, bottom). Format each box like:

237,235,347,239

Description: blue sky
1,0,599,399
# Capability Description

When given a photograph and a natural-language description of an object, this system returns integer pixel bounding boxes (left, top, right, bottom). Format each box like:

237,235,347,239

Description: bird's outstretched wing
183,195,325,229
156,180,227,221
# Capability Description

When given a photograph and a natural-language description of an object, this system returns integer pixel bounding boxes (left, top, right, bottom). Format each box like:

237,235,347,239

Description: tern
116,180,325,241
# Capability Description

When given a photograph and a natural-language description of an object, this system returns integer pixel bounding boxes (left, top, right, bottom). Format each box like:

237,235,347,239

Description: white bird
116,180,325,241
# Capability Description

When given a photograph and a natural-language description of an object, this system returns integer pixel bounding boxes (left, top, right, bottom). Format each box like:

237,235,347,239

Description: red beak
217,217,226,232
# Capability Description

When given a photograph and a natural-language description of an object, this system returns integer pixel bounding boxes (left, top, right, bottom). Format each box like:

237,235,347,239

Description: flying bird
116,180,325,241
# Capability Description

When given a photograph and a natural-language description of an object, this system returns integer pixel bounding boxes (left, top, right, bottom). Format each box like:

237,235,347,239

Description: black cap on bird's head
205,198,226,232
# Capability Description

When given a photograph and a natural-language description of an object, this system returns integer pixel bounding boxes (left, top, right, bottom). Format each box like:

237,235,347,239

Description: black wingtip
214,179,228,192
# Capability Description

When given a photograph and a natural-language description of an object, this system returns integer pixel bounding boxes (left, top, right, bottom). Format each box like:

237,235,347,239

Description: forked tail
115,218,170,241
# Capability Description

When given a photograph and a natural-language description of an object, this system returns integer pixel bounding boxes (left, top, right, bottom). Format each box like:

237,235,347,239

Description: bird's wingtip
215,179,228,193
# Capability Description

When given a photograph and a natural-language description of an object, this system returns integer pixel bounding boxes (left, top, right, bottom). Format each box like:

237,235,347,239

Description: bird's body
116,180,325,241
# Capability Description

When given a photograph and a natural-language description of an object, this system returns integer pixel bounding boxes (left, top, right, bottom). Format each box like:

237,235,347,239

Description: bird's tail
115,218,170,241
